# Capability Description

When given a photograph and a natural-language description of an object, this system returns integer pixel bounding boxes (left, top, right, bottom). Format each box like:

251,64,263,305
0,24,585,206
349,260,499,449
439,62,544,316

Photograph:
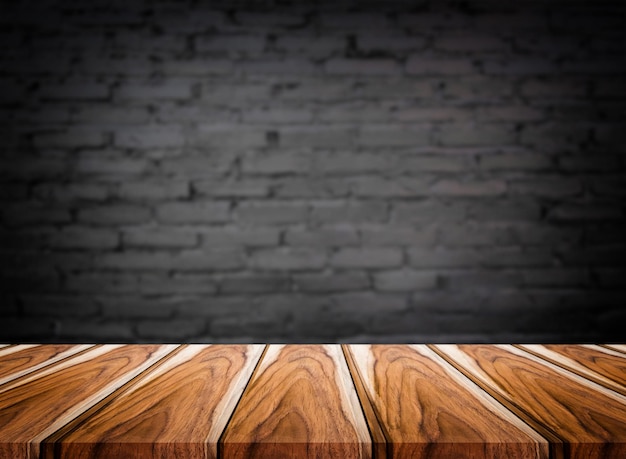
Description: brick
21,295,99,317
350,176,431,197
394,201,466,224
275,36,344,57
278,126,354,148
236,12,304,27
192,125,266,149
220,274,290,294
98,250,244,271
520,124,590,150
438,223,517,247
522,269,589,287
156,202,230,224
272,177,349,198
360,225,437,246
71,106,150,125
310,201,387,224
393,106,468,122
123,228,198,249
251,248,326,270
442,76,514,99
325,59,401,76
57,321,135,341
239,59,318,75
160,154,235,177
358,35,426,52
285,227,359,247
331,248,402,269
317,103,391,123
196,34,266,53
548,204,622,222
242,107,313,124
398,155,470,172
406,56,475,75
160,59,233,75
117,180,189,200
314,152,394,174
99,297,179,318
33,129,106,149
115,127,184,149
47,227,119,250
137,319,206,339
480,153,554,171
242,152,312,175
438,124,516,147
39,82,109,101
201,227,280,248
430,179,506,197
193,179,270,198
357,125,430,147
409,249,481,268
2,204,71,227
476,106,545,122
481,248,554,268
521,78,589,98
374,270,437,291
293,272,369,293
509,178,582,198
78,204,152,226
468,201,542,221
236,201,308,226
434,33,508,52
320,13,389,29
483,58,558,75
75,155,149,176
330,292,407,314
115,81,191,100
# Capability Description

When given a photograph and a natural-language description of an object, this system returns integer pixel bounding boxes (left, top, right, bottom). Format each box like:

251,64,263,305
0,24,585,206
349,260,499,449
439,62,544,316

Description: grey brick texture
0,0,624,342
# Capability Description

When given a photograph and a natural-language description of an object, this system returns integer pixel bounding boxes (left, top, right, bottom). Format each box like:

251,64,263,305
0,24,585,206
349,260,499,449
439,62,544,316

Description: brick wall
1,0,625,342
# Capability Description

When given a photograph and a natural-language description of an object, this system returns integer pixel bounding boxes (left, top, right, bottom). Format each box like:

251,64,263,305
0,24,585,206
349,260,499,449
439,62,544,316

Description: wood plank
0,344,93,387
518,345,626,396
347,344,547,459
0,344,39,357
434,344,626,459
342,345,388,459
0,344,177,459
604,344,626,354
45,344,264,459
221,344,371,459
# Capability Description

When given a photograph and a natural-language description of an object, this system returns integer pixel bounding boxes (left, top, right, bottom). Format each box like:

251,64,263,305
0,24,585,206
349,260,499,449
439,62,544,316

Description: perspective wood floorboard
0,344,624,458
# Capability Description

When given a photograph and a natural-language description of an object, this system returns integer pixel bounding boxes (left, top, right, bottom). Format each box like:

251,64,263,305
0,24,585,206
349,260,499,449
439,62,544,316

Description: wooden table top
0,344,625,458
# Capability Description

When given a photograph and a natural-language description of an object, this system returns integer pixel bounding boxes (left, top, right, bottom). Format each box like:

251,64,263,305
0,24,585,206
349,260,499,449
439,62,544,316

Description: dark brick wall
1,0,625,342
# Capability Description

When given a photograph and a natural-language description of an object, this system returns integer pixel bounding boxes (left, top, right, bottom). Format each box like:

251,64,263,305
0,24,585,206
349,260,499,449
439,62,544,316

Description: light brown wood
221,344,371,459
342,345,388,459
44,344,264,459
0,344,177,459
0,344,93,387
435,344,626,459
604,344,626,354
347,344,548,459
518,344,626,396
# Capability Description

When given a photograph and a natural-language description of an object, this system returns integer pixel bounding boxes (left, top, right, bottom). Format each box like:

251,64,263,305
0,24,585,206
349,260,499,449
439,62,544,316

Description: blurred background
0,0,624,342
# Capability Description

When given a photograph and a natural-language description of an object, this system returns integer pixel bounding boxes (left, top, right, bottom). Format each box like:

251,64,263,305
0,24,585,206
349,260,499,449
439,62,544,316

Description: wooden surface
222,345,371,459
0,344,624,459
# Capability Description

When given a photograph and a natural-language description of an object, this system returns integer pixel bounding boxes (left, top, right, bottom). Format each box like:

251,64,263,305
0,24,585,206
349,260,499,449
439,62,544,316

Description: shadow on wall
0,0,625,342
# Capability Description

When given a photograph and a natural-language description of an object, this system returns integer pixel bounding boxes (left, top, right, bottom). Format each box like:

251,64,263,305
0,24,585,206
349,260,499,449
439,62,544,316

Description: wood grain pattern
605,344,626,354
0,344,93,388
45,345,264,459
221,344,371,459
0,344,176,459
435,344,626,459
518,344,626,396
347,344,547,459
